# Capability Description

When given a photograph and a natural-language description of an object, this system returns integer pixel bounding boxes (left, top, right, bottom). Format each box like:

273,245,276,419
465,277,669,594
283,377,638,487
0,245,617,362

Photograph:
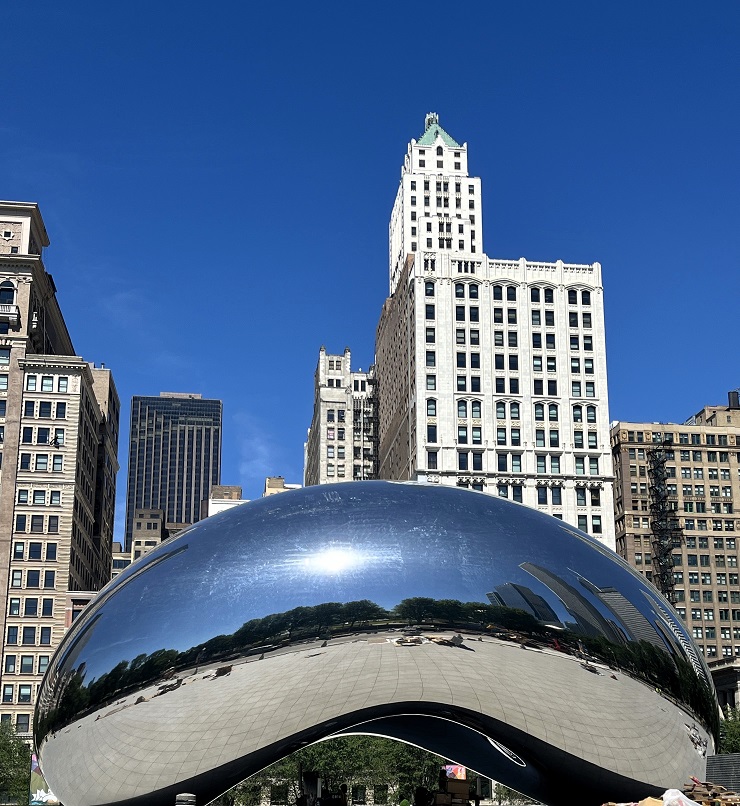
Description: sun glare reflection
302,547,362,574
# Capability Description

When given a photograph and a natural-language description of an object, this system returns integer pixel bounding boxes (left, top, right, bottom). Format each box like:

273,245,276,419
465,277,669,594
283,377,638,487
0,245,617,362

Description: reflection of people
438,769,448,793
340,785,348,806
414,786,430,806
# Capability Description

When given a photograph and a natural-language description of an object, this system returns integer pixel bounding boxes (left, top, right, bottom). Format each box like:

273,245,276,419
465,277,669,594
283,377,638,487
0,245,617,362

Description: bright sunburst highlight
302,547,361,574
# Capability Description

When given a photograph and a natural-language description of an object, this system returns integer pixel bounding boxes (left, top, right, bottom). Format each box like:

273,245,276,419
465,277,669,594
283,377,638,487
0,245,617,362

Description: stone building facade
611,393,740,660
0,201,119,738
304,347,378,486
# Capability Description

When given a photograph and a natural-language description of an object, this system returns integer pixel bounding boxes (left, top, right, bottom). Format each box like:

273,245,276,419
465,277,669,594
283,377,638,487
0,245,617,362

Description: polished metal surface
35,482,718,806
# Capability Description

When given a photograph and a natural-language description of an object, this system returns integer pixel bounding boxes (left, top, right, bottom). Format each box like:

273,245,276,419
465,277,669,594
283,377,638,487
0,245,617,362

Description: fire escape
647,435,683,605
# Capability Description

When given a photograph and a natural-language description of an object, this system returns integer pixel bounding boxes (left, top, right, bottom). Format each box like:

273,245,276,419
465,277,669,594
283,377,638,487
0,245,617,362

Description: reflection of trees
39,596,717,744
212,737,444,806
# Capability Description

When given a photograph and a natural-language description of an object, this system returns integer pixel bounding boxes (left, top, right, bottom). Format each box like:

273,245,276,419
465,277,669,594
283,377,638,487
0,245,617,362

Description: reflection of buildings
304,347,378,486
520,563,623,643
643,591,708,684
487,584,560,626
611,398,740,661
0,201,119,739
578,578,666,650
124,392,222,550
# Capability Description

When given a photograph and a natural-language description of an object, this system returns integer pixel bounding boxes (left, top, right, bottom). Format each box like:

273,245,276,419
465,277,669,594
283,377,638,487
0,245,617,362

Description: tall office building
0,201,119,738
611,392,740,661
375,114,615,547
124,392,222,549
304,347,378,486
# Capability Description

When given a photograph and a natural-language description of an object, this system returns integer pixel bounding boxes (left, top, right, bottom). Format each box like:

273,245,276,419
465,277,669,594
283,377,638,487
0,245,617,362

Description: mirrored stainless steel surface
35,482,719,806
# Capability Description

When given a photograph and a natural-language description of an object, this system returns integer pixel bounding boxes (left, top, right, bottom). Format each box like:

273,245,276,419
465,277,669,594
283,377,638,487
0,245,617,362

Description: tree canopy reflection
38,593,718,742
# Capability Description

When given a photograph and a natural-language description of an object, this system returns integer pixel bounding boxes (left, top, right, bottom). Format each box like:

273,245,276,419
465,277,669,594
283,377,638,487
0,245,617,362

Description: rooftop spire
417,112,461,147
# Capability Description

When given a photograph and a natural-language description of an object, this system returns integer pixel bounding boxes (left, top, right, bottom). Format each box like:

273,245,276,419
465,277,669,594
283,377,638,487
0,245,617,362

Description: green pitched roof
417,114,461,147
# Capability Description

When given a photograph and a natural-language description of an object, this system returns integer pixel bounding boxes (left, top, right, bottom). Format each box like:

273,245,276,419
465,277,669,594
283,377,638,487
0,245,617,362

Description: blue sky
3,2,739,538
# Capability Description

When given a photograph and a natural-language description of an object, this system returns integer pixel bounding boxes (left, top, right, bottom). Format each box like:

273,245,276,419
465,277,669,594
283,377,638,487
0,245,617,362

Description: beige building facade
611,393,740,661
262,477,300,497
304,347,378,487
0,201,119,737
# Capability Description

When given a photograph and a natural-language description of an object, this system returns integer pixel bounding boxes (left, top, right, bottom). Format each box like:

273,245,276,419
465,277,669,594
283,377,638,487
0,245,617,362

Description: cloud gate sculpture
35,482,718,806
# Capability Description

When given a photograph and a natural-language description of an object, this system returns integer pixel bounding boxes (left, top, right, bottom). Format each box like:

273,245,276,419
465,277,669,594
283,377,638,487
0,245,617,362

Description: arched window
425,281,434,297
493,285,503,301
544,288,554,304
455,283,465,298
582,290,591,306
458,400,468,418
586,405,597,423
436,146,443,156
568,289,577,305
0,281,15,305
471,400,481,419
534,403,545,421
530,287,540,303
506,286,517,301
427,399,437,417
573,405,583,422
496,401,506,419
469,284,479,300
510,402,520,420
548,404,559,422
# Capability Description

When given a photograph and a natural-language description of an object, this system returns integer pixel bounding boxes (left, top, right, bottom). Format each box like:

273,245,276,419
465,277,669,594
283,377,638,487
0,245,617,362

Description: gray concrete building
0,201,120,738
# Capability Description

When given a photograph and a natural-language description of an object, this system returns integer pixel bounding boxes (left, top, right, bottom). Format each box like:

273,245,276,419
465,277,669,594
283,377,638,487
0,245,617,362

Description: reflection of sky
62,483,691,684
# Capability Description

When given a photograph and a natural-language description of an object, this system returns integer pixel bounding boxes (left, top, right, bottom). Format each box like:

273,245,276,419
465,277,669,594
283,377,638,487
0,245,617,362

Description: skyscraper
0,201,119,737
375,114,615,547
124,392,222,549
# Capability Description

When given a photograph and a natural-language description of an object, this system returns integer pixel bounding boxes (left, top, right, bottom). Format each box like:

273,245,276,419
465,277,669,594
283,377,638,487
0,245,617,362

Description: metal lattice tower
647,434,683,604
